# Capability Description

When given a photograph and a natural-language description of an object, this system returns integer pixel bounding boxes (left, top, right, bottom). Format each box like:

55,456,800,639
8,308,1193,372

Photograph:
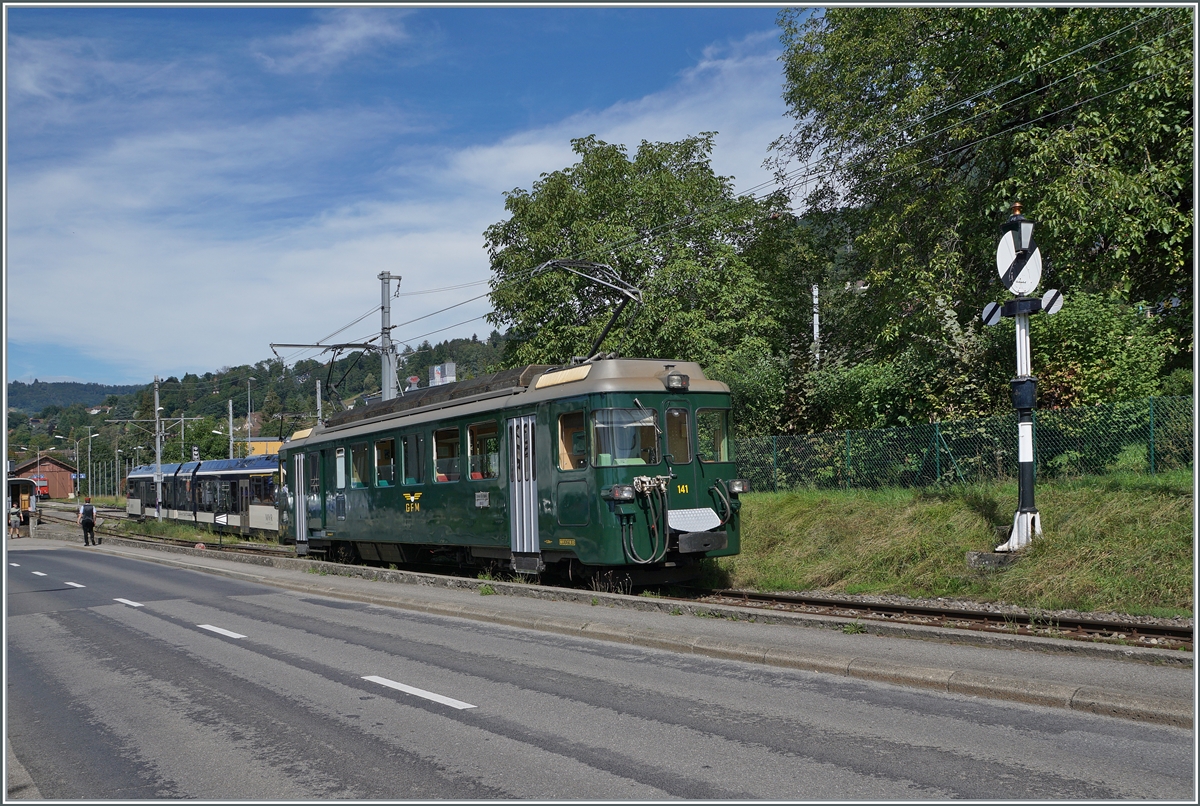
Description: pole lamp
86,431,97,498
53,435,71,498
212,429,228,460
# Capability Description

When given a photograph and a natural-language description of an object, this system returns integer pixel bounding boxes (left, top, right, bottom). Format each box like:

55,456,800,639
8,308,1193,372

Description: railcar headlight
665,372,690,391
603,484,636,501
727,479,750,494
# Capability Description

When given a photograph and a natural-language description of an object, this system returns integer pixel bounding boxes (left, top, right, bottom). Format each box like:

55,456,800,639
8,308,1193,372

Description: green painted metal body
276,359,743,572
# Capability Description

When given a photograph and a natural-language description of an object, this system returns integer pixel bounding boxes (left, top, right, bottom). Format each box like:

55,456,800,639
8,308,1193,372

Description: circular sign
981,302,1002,326
1041,288,1063,315
997,231,1042,296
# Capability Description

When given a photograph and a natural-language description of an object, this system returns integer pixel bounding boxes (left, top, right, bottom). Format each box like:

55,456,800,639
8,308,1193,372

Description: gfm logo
403,492,423,512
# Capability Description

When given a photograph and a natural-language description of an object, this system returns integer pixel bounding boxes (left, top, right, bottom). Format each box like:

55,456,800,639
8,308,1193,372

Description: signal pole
981,203,1064,552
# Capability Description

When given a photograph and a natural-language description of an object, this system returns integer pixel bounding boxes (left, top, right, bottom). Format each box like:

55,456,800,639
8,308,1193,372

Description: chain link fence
737,396,1193,492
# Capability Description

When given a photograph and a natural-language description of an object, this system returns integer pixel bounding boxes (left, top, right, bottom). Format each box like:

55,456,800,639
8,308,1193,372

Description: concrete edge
6,737,42,800
24,531,1195,728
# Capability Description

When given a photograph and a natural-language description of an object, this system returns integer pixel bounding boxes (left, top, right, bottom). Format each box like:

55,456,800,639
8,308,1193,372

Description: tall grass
716,469,1193,617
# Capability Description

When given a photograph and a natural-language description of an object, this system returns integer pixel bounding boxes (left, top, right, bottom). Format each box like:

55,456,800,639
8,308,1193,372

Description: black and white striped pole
982,203,1063,553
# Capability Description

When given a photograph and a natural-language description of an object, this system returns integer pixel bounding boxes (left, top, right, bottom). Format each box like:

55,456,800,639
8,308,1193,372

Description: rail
691,589,1193,650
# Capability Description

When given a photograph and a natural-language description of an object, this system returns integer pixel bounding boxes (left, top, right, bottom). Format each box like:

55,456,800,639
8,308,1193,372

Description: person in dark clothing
77,497,97,546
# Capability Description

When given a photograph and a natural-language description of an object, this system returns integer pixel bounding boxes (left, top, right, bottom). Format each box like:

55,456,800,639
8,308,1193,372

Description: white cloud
252,8,413,74
6,30,787,382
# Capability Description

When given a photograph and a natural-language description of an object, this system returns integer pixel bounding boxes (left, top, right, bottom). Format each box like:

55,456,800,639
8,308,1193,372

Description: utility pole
154,376,163,522
228,399,234,459
316,379,323,425
379,271,401,401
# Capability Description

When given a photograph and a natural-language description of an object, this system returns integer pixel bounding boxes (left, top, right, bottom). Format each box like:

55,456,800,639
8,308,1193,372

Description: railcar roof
288,357,728,449
128,455,278,478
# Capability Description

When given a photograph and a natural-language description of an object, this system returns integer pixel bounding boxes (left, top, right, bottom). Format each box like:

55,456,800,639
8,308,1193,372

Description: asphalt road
6,547,1195,800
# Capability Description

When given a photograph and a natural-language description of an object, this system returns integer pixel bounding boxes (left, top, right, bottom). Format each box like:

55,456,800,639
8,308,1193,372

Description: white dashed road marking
363,675,477,710
9,563,19,567
65,582,86,588
197,624,246,639
114,599,144,608
31,572,46,577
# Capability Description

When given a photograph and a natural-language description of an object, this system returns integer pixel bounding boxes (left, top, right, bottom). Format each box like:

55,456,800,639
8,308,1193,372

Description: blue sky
4,5,795,386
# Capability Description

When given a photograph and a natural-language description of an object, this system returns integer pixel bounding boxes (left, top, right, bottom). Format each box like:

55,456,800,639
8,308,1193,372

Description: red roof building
12,455,77,499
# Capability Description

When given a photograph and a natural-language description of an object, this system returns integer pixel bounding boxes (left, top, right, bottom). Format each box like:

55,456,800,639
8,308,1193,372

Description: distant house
87,405,113,416
247,436,283,457
11,455,77,499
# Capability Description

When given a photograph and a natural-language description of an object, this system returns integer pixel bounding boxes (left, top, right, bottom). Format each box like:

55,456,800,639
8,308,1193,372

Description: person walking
8,504,21,539
77,497,97,546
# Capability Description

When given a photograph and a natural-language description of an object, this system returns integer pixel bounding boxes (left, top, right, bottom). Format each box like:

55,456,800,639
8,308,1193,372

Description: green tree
772,6,1193,424
1029,292,1174,408
484,134,782,370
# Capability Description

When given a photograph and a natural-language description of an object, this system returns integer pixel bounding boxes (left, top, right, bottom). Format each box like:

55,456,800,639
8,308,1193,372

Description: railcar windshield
696,408,733,462
665,407,692,463
592,409,660,467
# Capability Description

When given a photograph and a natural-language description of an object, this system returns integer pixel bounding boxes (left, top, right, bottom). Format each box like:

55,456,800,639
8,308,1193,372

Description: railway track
691,589,1193,651
30,505,1192,651
34,507,291,558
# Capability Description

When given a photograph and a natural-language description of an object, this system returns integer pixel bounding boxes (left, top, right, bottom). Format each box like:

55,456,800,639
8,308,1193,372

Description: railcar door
239,478,250,535
507,415,541,573
307,450,326,537
292,454,308,554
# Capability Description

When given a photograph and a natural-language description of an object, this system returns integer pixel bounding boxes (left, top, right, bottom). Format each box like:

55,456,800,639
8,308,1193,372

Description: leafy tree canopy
484,134,783,368
772,6,1192,378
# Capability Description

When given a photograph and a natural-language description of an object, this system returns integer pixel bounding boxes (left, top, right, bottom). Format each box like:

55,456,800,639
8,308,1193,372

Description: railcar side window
401,435,422,484
433,428,461,482
696,409,732,462
350,443,370,489
467,422,499,480
558,412,587,470
251,475,276,505
665,408,692,464
375,439,396,486
592,409,660,467
335,448,347,490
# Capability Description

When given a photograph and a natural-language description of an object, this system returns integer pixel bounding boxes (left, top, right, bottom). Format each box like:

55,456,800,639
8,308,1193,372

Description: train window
401,434,423,485
665,408,692,464
307,452,321,497
592,409,659,467
558,412,587,470
335,448,347,490
696,409,732,462
375,439,396,486
433,428,461,482
350,443,370,489
251,475,276,505
468,422,499,480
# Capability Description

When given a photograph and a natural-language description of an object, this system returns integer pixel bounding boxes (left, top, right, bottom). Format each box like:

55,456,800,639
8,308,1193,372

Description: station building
10,455,77,499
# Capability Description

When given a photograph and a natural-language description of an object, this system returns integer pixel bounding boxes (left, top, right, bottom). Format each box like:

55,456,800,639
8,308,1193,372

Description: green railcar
276,358,747,584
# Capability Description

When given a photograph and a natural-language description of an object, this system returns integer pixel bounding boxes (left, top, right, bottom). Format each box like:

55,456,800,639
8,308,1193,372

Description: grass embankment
714,470,1194,618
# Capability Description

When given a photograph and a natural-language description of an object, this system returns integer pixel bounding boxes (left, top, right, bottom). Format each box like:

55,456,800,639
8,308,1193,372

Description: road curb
22,527,1194,728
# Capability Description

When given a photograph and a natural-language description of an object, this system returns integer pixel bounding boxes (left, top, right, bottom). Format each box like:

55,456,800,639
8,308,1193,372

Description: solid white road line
31,572,46,577
65,582,86,588
114,599,144,608
197,624,246,639
362,675,477,710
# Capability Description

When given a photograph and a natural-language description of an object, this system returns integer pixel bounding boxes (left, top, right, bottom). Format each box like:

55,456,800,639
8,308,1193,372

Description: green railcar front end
276,359,746,584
